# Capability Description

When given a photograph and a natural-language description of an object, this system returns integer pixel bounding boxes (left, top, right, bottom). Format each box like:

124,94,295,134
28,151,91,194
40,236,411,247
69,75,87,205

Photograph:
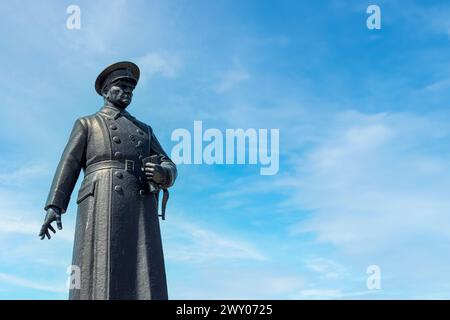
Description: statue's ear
101,82,113,98
102,86,110,99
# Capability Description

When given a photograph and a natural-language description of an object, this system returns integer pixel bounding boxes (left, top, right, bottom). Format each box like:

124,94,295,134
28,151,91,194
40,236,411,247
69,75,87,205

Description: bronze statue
38,61,177,300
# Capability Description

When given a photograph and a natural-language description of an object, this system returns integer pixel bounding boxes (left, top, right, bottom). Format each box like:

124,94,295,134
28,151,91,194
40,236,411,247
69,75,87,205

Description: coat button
129,134,136,142
139,189,145,197
136,140,143,147
109,124,117,130
112,136,121,143
115,171,123,178
137,129,144,135
114,151,122,159
114,185,122,192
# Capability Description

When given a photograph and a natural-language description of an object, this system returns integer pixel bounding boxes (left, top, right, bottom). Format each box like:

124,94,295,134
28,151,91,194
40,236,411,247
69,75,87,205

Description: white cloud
263,276,304,295
305,258,348,279
0,214,41,236
422,78,450,92
284,110,450,257
171,271,305,299
0,272,66,293
137,52,182,83
163,217,268,263
0,189,74,242
0,164,47,186
213,61,251,93
292,289,376,300
295,289,342,299
164,104,450,297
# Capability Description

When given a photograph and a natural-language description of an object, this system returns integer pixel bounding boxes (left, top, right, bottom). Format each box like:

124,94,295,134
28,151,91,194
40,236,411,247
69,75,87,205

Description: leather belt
85,159,139,176
84,159,170,220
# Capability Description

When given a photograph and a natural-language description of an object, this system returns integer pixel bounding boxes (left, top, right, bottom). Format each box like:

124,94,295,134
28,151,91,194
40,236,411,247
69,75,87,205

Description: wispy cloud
213,59,251,93
137,52,182,84
166,220,268,263
164,218,268,263
291,289,376,300
0,192,73,241
286,110,450,255
0,273,66,293
0,164,47,186
305,258,348,280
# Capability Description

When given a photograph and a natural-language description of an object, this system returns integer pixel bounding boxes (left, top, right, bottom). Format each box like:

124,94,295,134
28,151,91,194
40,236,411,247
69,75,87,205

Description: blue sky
1,0,450,299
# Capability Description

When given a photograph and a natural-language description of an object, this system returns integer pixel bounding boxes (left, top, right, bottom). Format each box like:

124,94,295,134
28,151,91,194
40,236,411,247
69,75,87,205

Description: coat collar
99,104,135,120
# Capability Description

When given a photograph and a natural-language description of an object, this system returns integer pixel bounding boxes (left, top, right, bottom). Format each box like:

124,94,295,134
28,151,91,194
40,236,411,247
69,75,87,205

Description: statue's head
95,61,140,109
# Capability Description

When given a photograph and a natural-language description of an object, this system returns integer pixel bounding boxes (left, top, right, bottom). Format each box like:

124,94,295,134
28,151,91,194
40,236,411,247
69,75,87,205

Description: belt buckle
125,160,135,172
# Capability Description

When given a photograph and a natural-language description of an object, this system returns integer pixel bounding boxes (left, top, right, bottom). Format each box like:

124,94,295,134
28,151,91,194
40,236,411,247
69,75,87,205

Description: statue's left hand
144,162,166,185
39,206,63,240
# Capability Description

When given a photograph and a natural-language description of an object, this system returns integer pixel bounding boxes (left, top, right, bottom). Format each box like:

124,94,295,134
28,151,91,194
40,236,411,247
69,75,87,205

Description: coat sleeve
149,127,177,189
44,118,88,213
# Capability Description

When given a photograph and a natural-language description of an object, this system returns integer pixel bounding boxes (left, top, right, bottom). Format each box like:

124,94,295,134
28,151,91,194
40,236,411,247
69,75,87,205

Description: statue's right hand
38,206,63,240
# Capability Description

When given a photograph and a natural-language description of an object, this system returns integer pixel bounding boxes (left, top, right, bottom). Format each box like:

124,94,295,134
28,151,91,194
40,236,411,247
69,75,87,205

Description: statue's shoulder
75,113,97,130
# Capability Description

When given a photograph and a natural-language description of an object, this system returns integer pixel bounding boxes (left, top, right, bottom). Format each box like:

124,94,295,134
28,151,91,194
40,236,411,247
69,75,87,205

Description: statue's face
104,80,135,109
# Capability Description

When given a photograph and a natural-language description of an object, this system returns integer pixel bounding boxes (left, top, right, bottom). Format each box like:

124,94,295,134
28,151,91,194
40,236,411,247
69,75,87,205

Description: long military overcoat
44,104,177,300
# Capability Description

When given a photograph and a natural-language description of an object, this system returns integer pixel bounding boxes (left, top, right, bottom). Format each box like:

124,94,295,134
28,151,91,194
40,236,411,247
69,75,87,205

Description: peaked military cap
95,61,140,95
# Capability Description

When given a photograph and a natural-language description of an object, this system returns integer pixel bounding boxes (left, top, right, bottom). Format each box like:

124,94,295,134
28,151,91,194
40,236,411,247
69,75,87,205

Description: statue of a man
38,61,177,300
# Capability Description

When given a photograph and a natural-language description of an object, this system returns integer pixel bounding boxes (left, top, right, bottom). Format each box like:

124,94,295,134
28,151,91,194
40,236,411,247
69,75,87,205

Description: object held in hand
142,155,169,220
142,154,160,193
